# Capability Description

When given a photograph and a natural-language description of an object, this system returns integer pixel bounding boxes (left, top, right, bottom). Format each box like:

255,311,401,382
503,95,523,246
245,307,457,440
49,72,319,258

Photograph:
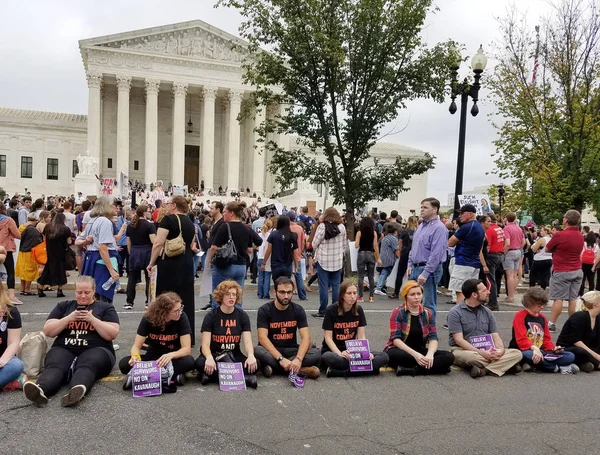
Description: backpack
76,211,86,233
582,246,596,265
17,331,49,377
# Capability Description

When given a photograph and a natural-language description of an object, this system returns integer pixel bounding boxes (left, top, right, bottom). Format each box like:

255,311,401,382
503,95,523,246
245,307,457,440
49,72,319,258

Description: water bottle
101,277,115,291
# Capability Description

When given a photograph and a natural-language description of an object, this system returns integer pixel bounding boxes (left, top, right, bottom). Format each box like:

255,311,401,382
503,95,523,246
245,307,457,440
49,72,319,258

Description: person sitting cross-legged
448,279,522,378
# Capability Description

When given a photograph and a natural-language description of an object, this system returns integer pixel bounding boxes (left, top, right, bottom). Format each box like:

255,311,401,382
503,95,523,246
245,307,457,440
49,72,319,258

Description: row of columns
85,71,269,194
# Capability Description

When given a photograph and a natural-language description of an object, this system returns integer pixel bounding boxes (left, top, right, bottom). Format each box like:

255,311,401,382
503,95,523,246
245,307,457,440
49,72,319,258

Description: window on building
72,160,79,178
47,158,59,180
134,160,139,171
107,158,113,169
0,155,6,177
21,156,33,178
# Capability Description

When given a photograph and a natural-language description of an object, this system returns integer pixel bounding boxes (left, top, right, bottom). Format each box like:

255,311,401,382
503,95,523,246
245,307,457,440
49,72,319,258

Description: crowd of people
1,190,600,406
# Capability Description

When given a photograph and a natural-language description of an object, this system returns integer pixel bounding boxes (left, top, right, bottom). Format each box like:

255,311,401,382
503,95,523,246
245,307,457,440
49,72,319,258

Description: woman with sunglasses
119,292,195,389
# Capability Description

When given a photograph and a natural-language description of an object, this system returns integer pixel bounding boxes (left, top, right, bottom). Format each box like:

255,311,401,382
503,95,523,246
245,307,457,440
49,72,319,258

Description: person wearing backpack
580,232,599,296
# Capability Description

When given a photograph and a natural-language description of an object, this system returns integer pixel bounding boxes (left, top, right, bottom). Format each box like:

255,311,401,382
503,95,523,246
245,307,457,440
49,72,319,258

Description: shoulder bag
163,215,186,258
212,223,238,268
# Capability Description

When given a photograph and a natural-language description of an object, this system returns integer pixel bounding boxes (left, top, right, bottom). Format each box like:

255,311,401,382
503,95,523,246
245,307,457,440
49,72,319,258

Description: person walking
354,217,381,303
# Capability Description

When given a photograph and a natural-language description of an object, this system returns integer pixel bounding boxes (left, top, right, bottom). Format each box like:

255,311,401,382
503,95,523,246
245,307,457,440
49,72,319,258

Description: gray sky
0,0,551,202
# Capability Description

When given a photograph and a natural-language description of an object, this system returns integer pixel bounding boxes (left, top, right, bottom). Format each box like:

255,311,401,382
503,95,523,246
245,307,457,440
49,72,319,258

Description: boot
325,367,349,378
38,288,46,298
396,366,418,377
245,374,258,389
56,290,65,298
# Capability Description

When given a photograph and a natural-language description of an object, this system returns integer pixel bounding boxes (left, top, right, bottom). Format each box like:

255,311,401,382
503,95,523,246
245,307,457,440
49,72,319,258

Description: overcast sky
0,0,552,202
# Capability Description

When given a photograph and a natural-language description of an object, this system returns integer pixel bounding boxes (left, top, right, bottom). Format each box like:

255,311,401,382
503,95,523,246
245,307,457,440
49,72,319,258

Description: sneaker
522,363,533,373
2,373,28,391
311,313,325,318
559,364,580,375
369,297,374,303
374,289,386,296
123,303,133,310
469,365,486,378
262,365,273,378
357,297,364,303
176,374,186,386
122,374,133,390
298,366,321,379
113,343,120,351
61,384,87,407
10,298,23,305
442,323,449,330
580,362,595,373
145,303,149,309
23,382,48,407
548,323,557,333
200,373,211,386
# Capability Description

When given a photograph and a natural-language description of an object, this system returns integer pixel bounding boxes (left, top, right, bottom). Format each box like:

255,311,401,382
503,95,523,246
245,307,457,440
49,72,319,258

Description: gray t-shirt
77,216,117,251
447,301,497,347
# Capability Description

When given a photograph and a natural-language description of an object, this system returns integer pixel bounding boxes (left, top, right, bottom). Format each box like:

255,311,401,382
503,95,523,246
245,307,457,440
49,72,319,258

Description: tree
488,0,600,221
218,0,456,235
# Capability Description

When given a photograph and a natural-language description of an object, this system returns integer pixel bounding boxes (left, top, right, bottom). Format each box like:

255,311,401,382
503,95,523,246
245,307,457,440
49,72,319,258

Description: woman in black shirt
23,276,120,407
120,292,195,389
262,215,298,285
196,280,258,388
354,217,380,303
125,204,156,310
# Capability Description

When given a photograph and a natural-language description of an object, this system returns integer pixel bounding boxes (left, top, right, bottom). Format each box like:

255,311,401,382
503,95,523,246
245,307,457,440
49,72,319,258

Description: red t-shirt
486,224,506,253
545,226,584,272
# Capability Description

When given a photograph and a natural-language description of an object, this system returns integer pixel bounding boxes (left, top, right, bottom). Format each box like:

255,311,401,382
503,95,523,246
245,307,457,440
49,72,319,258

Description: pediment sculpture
76,152,98,177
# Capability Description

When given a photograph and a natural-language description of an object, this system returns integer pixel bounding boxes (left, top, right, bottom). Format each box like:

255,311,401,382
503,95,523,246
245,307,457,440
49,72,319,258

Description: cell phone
76,305,87,311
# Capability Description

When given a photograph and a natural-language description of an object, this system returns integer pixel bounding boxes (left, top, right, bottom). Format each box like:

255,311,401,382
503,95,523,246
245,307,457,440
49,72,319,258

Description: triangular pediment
79,20,247,63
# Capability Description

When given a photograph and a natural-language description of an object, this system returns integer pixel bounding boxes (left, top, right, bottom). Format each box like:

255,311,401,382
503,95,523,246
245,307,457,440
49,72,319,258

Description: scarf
324,222,340,240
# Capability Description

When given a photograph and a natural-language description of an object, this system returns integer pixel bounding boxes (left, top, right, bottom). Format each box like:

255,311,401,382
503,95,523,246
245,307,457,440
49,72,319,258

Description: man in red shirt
485,213,510,310
502,213,525,303
545,210,584,332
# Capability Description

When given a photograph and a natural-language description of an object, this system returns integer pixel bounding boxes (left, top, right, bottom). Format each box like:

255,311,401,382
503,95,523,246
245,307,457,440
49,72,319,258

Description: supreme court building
0,20,428,216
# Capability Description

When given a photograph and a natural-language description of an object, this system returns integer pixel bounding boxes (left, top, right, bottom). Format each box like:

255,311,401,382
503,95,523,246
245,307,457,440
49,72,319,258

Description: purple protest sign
345,339,372,372
218,362,246,391
543,352,563,361
132,360,162,397
470,334,496,350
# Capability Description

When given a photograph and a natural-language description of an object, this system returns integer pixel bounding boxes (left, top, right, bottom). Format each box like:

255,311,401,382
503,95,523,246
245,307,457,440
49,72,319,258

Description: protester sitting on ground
120,292,194,389
23,276,120,407
448,279,523,378
557,291,600,372
509,288,579,374
254,277,321,379
321,281,389,377
384,281,454,376
0,282,26,391
195,281,258,388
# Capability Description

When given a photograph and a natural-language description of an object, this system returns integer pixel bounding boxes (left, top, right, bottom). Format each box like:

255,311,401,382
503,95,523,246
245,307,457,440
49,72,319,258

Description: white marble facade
0,19,429,217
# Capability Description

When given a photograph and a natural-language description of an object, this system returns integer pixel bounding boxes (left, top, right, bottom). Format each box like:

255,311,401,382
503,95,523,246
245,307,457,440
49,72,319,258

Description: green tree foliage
488,0,600,222
218,0,456,231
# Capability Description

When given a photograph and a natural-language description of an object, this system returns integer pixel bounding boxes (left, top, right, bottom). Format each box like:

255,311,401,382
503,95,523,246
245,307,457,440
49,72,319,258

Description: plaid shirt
384,304,438,351
312,223,346,271
379,234,399,267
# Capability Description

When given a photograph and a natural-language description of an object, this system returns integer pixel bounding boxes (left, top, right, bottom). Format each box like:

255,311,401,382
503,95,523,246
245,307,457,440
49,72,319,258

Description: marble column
252,105,266,196
116,75,132,179
171,81,188,187
85,71,103,163
201,86,218,192
226,89,244,192
144,79,160,186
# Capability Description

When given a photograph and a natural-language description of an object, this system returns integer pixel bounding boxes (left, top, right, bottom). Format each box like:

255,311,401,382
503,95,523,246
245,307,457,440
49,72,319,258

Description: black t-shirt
358,231,374,252
199,224,210,251
49,300,119,354
557,311,600,350
210,218,224,246
257,301,308,348
126,219,156,246
201,307,251,355
267,230,298,268
159,214,195,253
0,306,21,357
405,315,426,353
321,304,367,352
9,209,19,226
137,313,191,355
212,221,263,265
400,229,414,254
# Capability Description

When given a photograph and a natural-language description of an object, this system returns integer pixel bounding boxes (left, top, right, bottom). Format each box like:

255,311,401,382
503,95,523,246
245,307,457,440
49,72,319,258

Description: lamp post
449,45,488,218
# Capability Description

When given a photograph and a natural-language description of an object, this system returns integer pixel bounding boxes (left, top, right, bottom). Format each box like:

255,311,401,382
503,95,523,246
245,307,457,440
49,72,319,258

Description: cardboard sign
470,334,496,350
261,204,280,218
132,360,162,397
458,194,493,216
217,362,246,391
346,339,373,372
101,178,114,195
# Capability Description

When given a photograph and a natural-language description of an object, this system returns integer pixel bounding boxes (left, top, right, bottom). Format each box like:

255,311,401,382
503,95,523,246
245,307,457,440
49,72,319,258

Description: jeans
293,259,307,300
410,264,443,315
357,251,375,299
254,346,321,374
193,254,201,276
317,264,342,314
257,259,271,298
0,356,24,387
211,263,246,309
271,265,293,286
486,253,503,308
376,266,393,291
521,349,575,372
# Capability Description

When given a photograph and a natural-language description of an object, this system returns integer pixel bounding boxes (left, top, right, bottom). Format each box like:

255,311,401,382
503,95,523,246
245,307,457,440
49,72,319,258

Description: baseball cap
459,204,477,214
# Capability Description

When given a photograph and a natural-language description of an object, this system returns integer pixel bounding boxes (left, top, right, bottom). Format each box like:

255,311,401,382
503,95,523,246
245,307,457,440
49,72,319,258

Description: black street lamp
449,45,488,218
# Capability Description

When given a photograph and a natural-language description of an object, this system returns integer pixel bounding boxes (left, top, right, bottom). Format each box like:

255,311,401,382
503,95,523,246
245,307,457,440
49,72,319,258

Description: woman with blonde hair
0,282,26,390
15,213,42,296
196,280,258,388
120,292,194,390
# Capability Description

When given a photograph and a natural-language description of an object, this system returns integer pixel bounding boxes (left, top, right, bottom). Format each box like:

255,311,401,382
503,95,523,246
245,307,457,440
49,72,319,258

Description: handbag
65,246,76,271
163,215,186,258
212,223,237,268
32,237,47,265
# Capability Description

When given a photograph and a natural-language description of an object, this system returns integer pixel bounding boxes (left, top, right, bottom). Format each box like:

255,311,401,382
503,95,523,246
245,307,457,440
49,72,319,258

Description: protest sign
101,178,114,195
132,361,162,397
217,362,246,391
470,334,496,350
149,265,157,301
345,339,372,372
458,194,492,216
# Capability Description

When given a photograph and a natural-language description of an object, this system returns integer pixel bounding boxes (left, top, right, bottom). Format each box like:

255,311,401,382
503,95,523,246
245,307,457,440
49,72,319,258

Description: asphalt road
1,286,598,455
